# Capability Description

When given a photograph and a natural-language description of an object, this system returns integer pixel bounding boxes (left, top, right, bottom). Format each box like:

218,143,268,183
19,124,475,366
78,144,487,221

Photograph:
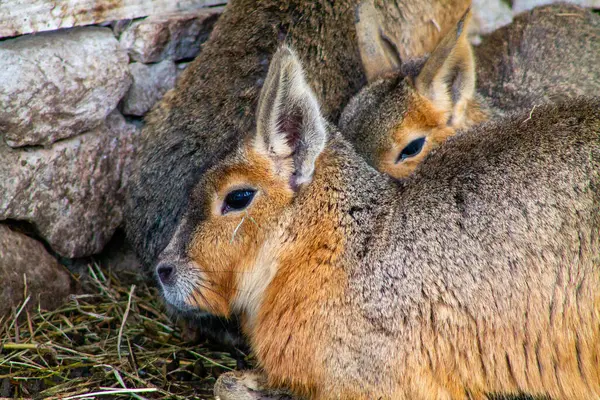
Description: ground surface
0,264,246,399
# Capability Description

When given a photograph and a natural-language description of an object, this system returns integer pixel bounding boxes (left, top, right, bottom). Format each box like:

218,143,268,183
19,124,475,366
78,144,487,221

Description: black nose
156,263,175,285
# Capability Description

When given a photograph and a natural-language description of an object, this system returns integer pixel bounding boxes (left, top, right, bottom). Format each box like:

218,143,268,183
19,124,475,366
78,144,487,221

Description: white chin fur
159,262,204,313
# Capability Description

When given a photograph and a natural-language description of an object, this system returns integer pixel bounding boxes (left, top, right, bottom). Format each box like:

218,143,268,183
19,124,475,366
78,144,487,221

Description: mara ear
414,8,475,127
254,46,327,190
355,1,402,83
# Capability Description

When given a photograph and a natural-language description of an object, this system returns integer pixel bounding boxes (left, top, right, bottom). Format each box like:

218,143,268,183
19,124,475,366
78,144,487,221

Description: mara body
156,47,600,399
124,0,468,347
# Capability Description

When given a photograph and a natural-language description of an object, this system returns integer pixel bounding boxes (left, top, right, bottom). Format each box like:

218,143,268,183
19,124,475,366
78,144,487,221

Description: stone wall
0,2,224,315
0,0,597,315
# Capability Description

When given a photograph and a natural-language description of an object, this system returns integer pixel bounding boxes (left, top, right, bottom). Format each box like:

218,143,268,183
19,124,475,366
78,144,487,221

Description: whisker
247,214,259,227
231,215,246,243
204,270,260,274
199,280,254,296
230,211,261,244
198,283,231,302
194,289,216,315
194,277,255,297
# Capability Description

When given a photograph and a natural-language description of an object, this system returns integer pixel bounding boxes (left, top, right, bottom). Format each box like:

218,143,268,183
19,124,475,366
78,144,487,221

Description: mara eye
222,189,256,214
396,137,426,163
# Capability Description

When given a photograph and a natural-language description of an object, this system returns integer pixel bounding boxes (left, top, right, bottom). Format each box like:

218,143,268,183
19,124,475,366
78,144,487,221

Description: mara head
341,3,483,179
154,46,330,319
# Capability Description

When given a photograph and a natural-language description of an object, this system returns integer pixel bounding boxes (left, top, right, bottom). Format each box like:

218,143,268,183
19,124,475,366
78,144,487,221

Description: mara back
154,45,600,398
340,4,600,179
475,4,600,113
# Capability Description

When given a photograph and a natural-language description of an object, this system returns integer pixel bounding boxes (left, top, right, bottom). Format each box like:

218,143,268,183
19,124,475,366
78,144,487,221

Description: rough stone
119,7,223,63
0,0,227,39
0,225,74,316
512,0,600,14
176,61,191,79
121,61,177,116
0,27,131,148
0,111,139,258
111,19,134,38
471,0,513,39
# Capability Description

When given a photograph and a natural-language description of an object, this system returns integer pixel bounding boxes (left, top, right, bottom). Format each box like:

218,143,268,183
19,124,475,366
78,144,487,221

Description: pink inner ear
278,108,303,150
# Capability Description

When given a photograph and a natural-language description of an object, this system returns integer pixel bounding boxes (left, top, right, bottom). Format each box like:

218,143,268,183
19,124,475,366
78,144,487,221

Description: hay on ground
0,264,243,399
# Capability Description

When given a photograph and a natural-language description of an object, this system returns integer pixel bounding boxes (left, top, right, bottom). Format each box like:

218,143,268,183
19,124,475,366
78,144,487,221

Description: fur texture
158,47,600,399
124,0,468,345
340,4,600,179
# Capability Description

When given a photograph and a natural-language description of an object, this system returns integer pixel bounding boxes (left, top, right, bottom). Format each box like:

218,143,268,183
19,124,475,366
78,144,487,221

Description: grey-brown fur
339,74,409,168
124,0,468,348
160,46,600,397
327,99,600,398
475,4,600,115
124,0,468,271
340,4,600,175
124,0,366,352
371,0,469,61
340,98,600,397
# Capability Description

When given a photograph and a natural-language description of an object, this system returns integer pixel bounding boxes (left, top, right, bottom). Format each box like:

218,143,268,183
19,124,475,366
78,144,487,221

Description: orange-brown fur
160,47,600,399
126,0,470,268
341,8,483,180
253,173,349,397
379,91,454,179
186,147,294,317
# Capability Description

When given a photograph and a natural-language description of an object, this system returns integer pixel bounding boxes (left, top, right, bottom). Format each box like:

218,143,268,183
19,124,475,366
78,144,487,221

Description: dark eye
396,137,426,163
222,189,256,214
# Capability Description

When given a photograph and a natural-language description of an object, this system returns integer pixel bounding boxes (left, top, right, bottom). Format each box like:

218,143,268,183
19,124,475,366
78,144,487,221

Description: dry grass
0,264,243,399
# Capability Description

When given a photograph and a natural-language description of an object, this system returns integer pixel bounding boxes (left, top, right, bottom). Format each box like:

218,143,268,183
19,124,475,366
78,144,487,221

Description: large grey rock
513,0,600,13
119,7,223,63
0,27,131,148
176,61,192,81
0,0,227,39
471,0,513,38
0,225,74,316
0,111,139,258
121,60,177,116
